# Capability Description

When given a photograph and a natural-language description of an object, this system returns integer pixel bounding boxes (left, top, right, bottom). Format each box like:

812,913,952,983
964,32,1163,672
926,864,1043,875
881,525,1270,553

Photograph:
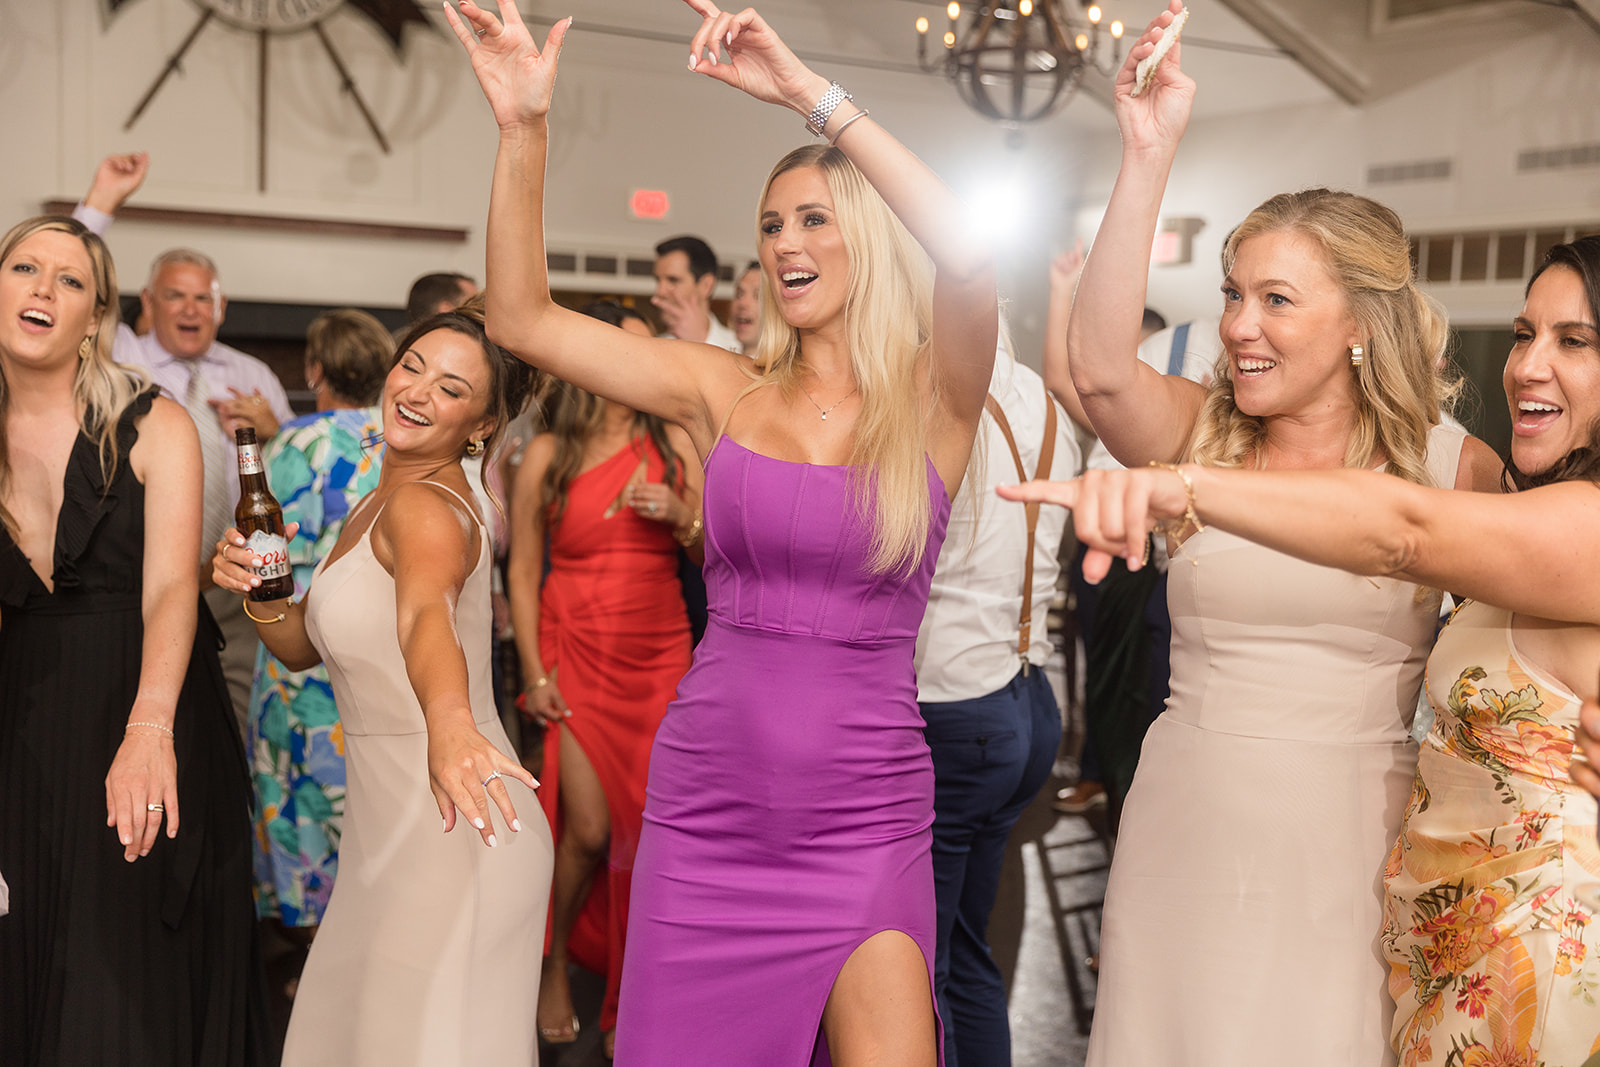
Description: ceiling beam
1214,0,1369,105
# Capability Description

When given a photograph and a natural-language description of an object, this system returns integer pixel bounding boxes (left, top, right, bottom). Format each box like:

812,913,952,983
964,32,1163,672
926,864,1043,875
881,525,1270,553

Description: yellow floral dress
1385,601,1600,1066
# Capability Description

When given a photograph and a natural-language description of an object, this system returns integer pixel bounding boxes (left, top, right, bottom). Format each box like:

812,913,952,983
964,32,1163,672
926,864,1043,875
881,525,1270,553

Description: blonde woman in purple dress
447,1,999,1061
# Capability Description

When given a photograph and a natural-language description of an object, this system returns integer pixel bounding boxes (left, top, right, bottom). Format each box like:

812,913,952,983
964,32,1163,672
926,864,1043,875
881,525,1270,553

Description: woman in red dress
507,301,702,1054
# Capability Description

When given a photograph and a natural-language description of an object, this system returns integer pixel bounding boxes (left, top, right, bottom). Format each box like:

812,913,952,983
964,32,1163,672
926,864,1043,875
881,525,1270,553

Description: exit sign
630,189,671,220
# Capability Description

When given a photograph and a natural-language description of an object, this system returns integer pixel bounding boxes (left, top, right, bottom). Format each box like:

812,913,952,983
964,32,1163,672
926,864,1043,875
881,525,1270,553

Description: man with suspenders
914,335,1080,1067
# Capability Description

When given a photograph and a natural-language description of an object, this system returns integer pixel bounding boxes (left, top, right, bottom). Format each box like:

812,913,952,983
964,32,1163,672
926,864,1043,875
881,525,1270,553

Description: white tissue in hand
1131,7,1189,98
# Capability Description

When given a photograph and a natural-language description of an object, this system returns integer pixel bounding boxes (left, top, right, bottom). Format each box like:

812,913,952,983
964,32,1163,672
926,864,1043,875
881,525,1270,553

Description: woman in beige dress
1051,4,1502,1063
1013,235,1600,1065
213,304,553,1066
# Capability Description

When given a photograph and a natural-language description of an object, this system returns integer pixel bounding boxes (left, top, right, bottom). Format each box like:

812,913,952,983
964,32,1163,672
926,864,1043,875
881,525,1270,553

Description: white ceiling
533,0,1340,134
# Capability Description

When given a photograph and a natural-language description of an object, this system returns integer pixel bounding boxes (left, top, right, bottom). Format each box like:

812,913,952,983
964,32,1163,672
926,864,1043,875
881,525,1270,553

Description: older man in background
75,153,292,743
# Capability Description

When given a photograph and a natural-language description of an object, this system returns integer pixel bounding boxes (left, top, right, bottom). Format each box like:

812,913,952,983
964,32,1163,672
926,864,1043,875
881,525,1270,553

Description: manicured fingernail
121,834,131,845
473,817,485,829
234,535,245,545
563,710,572,718
726,31,733,44
442,817,449,831
529,778,541,789
251,558,262,567
487,834,499,847
709,50,718,65
512,818,522,832
250,577,261,587
140,849,149,856
689,53,697,70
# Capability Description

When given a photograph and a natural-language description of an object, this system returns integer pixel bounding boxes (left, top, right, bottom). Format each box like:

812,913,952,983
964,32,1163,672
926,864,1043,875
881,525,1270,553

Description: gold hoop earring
465,438,486,457
1349,344,1365,367
78,336,93,360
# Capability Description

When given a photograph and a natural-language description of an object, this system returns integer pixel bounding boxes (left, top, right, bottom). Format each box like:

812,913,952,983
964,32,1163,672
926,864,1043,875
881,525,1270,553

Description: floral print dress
247,407,382,926
1386,600,1600,1066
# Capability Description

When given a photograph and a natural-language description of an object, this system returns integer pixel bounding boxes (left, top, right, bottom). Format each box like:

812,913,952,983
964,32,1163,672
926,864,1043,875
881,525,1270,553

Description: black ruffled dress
0,389,263,1066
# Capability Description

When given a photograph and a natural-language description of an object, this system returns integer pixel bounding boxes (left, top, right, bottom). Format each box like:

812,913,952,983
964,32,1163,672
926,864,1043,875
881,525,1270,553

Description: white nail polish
442,817,449,832
689,53,697,70
512,819,522,832
487,834,499,847
473,817,485,829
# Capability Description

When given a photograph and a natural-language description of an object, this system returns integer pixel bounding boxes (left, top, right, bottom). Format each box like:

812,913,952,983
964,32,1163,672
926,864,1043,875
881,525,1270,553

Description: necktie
184,363,231,570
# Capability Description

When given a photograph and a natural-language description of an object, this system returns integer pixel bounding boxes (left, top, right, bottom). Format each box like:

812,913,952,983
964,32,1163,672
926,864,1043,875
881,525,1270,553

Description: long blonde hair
0,216,148,537
1188,189,1455,488
747,145,936,574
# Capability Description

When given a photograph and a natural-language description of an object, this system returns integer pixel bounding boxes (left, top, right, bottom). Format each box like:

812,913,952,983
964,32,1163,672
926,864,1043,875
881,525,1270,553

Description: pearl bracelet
126,721,175,739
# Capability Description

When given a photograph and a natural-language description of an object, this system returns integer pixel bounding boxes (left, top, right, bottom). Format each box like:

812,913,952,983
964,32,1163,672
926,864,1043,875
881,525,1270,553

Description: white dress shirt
915,358,1080,703
111,326,294,516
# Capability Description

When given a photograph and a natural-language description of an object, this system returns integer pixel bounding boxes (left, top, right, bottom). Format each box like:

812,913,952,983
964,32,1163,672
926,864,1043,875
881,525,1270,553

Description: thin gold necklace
799,384,858,421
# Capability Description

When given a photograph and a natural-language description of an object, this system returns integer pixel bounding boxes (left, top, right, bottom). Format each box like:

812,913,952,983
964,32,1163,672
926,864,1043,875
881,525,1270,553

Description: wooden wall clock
109,0,434,189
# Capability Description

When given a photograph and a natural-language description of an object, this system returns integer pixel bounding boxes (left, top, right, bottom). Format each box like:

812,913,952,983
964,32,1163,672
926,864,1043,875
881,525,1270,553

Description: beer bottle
235,426,295,602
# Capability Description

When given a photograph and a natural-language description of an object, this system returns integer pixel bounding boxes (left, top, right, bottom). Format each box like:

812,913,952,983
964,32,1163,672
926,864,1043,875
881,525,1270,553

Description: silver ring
648,502,658,514
481,771,502,788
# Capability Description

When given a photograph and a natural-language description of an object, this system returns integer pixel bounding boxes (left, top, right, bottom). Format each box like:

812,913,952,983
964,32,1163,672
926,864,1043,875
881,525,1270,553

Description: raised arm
684,1,997,435
373,481,535,847
1001,464,1600,626
1043,245,1092,431
447,2,734,445
1068,0,1207,466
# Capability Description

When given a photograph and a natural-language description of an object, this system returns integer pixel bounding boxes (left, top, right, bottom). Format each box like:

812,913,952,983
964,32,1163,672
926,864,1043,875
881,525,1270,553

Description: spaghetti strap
416,480,486,531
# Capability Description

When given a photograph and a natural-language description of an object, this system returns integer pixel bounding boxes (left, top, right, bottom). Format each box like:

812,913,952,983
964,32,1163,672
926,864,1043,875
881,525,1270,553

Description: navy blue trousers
921,668,1061,1067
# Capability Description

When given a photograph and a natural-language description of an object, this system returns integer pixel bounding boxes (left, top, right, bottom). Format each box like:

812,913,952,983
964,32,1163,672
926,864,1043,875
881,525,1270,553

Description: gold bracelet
1147,462,1205,566
675,513,704,548
531,676,551,690
125,721,175,738
242,597,287,625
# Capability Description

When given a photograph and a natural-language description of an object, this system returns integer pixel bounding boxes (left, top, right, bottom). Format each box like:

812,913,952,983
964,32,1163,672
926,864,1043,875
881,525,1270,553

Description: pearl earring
1350,344,1365,367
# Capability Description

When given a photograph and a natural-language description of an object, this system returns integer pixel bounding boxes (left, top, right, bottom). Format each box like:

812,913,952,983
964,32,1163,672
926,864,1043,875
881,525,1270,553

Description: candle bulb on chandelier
947,1,961,19
917,15,930,34
944,29,957,47
1111,19,1124,38
1019,0,1033,15
1075,32,1089,50
1087,4,1102,24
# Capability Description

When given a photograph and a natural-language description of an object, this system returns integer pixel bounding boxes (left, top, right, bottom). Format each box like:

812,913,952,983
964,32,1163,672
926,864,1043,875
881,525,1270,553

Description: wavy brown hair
0,216,148,538
392,294,547,515
540,301,684,524
1188,189,1457,488
1503,235,1600,491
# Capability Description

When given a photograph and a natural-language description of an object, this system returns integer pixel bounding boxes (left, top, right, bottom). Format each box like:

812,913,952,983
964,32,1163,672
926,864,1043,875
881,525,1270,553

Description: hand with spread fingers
427,713,540,848
681,1,824,115
997,466,1194,584
1113,0,1196,155
445,0,572,129
105,717,180,862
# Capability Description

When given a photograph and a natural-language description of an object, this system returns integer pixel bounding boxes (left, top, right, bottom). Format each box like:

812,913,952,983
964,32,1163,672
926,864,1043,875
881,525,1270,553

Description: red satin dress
537,436,693,1031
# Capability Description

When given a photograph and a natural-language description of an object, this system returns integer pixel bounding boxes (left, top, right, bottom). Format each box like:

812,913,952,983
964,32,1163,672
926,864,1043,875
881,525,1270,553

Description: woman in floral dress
1008,236,1600,1064
248,309,391,931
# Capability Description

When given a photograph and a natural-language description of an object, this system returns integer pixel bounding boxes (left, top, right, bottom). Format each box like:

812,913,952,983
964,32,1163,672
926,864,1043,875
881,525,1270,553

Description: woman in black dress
0,215,259,1065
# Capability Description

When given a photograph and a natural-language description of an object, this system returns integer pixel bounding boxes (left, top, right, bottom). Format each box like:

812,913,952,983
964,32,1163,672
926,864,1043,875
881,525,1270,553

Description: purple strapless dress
614,435,952,1065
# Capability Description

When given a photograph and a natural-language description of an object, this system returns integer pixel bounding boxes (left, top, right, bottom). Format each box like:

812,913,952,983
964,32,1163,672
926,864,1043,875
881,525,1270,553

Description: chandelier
915,1,1125,125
